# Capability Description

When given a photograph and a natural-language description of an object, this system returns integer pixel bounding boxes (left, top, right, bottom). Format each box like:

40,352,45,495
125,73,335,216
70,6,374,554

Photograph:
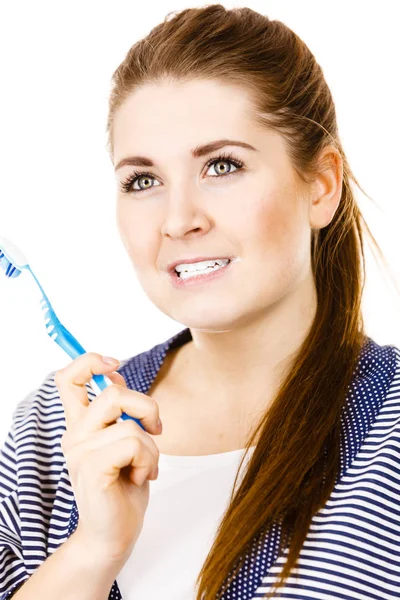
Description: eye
119,151,245,195
205,157,241,178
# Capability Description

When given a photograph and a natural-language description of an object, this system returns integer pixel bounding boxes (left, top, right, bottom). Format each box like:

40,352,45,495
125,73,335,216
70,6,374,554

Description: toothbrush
0,236,144,429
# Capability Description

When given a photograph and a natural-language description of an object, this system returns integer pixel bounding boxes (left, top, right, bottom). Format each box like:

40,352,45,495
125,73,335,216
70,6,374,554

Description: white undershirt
116,446,256,599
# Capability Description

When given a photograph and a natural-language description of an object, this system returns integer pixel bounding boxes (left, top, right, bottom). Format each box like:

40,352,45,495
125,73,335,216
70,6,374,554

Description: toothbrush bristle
0,238,60,342
0,251,22,279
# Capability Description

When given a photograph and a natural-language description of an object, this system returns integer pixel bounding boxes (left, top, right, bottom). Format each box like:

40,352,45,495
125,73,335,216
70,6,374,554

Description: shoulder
374,341,400,423
365,337,400,409
340,337,400,474
12,370,66,441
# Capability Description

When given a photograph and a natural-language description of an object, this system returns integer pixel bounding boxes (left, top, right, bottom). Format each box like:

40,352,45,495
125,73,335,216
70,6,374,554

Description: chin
189,326,233,333
173,312,244,333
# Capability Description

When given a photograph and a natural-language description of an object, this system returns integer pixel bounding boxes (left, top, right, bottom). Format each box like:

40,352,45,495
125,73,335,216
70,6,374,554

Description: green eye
119,151,245,195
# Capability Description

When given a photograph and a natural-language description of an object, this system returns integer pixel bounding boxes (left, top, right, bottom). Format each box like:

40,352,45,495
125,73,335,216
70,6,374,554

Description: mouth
169,258,236,288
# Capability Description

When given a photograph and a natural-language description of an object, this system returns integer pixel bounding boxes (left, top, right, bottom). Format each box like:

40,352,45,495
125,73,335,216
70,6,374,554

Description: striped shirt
1,327,400,599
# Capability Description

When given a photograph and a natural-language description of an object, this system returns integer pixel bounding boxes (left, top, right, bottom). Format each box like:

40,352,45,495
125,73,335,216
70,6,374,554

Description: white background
0,0,399,443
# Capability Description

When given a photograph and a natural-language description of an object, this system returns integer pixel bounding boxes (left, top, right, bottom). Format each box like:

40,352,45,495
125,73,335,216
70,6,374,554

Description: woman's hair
105,4,396,598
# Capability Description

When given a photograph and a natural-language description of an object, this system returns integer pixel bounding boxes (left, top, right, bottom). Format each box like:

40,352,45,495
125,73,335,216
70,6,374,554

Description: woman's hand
55,353,162,565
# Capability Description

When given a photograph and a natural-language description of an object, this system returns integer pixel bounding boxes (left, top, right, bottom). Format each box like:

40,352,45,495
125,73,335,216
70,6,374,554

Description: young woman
1,5,399,600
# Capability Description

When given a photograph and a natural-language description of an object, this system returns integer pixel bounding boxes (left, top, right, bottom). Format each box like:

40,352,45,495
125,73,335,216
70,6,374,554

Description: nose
160,186,212,239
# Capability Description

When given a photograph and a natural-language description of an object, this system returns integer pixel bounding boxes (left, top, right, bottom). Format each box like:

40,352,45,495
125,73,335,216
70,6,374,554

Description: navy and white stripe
0,328,399,599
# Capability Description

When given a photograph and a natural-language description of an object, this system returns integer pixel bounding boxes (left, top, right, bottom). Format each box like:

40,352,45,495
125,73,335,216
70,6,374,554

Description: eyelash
119,151,245,195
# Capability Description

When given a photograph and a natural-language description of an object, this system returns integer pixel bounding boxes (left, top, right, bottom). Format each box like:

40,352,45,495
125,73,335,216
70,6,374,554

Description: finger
106,371,127,387
102,372,160,434
62,413,160,457
105,373,148,430
64,384,161,445
55,353,121,426
77,433,157,488
62,419,160,478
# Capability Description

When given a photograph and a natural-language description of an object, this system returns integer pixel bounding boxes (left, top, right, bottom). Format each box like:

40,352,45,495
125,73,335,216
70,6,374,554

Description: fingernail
102,356,120,366
157,418,163,432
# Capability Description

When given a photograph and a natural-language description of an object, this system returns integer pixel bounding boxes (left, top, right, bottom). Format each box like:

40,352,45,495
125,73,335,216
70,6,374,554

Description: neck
182,271,318,415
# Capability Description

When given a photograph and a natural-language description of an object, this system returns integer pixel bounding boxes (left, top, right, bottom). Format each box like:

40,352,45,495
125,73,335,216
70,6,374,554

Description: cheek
248,191,299,244
252,191,309,274
116,203,158,268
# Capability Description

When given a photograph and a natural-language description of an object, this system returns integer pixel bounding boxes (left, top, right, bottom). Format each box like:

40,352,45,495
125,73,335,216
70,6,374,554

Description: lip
168,258,236,288
167,255,234,274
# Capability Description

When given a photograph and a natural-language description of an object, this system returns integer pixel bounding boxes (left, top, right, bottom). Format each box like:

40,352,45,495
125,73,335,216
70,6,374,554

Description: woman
1,4,399,600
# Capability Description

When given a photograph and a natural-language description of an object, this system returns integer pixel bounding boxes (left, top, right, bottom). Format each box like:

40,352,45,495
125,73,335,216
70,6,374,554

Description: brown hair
105,4,397,598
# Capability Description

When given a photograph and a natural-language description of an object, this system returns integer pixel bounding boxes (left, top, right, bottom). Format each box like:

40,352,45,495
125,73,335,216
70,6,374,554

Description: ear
309,146,343,230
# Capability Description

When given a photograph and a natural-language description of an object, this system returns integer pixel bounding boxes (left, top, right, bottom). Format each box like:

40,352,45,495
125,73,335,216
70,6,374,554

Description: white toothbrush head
0,236,29,278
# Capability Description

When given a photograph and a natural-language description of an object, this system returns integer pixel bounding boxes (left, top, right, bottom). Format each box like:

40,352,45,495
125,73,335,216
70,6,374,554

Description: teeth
179,264,226,280
175,258,230,273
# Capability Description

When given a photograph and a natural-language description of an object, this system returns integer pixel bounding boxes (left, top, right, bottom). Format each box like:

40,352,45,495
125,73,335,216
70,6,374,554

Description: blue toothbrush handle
25,264,145,431
54,322,145,430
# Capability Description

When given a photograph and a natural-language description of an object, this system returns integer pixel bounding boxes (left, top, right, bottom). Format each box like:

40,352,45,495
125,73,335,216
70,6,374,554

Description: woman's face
112,79,329,331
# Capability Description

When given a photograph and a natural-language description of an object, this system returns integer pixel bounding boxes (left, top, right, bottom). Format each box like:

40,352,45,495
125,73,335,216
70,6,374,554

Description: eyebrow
114,139,258,171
